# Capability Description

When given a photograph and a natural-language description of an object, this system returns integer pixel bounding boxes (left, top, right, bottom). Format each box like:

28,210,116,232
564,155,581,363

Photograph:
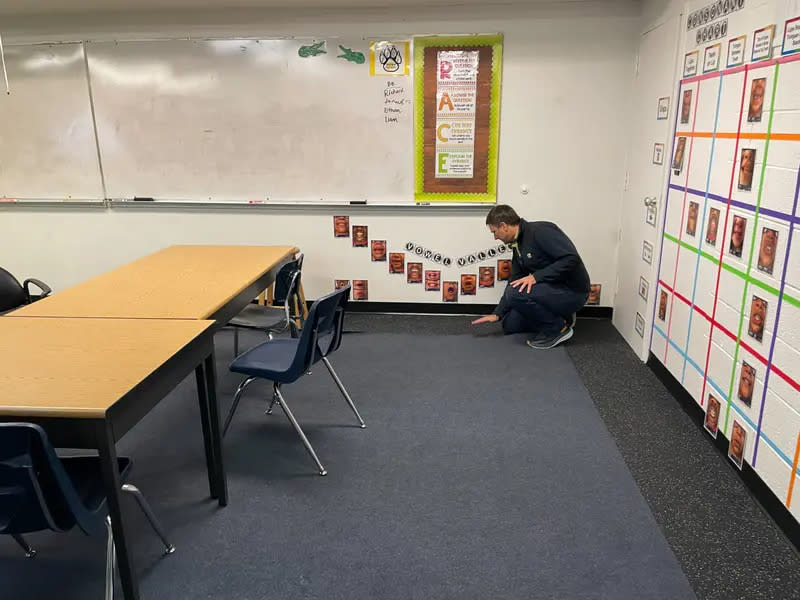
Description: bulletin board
413,34,503,204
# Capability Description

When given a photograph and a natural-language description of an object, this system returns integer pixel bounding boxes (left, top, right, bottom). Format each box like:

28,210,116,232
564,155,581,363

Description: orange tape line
675,131,800,141
787,432,800,508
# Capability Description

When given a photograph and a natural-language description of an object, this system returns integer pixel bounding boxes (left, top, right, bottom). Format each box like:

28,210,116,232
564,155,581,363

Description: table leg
204,352,228,506
195,362,218,500
96,419,140,600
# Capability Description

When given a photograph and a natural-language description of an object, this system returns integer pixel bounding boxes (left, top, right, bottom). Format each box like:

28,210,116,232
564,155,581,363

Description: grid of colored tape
653,52,800,503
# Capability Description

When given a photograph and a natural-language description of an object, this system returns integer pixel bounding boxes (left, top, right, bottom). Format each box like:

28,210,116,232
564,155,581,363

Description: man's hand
510,274,537,294
471,314,500,325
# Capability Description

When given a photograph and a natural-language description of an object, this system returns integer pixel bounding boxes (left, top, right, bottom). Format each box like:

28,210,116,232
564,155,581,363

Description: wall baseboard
647,352,800,552
308,301,613,319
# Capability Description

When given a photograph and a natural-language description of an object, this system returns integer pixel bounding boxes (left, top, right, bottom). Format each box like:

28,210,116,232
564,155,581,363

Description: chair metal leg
266,390,278,415
11,534,36,558
321,357,366,428
121,484,176,555
223,376,257,436
274,384,327,476
105,517,116,600
233,327,239,356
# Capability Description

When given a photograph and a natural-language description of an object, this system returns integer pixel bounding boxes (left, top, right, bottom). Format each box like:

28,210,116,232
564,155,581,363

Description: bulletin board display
414,35,503,204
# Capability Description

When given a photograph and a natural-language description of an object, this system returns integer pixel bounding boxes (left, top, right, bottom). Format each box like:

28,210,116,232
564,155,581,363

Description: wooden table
0,317,223,600
4,245,297,599
10,244,298,325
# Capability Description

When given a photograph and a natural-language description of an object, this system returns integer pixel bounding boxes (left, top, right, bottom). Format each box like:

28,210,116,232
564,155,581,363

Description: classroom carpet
0,328,696,600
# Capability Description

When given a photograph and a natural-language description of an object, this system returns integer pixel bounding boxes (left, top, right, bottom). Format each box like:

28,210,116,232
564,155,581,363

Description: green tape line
723,62,780,433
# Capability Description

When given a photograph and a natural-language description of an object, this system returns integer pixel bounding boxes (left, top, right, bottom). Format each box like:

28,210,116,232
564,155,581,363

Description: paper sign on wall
752,25,775,62
782,16,800,55
703,43,721,72
727,35,747,67
435,50,479,179
657,97,670,120
683,51,699,77
370,41,410,76
653,143,664,165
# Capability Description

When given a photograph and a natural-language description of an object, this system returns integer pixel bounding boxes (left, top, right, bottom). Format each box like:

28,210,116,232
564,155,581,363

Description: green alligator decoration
298,41,327,58
337,45,365,64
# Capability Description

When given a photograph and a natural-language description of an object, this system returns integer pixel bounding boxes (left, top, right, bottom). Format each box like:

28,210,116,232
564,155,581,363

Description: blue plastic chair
223,285,365,476
228,253,305,356
0,423,174,599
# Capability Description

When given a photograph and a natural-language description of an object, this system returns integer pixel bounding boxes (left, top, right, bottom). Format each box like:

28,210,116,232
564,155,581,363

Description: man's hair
485,205,521,227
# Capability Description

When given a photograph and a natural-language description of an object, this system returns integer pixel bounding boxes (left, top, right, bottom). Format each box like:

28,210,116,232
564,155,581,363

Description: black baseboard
310,301,613,319
647,352,800,552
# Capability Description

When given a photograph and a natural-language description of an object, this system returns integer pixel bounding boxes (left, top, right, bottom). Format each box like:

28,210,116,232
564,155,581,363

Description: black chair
0,423,174,599
228,253,305,356
0,267,51,314
223,284,365,476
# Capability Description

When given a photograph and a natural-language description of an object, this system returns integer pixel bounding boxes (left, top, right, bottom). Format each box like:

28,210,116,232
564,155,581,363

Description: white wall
0,2,638,304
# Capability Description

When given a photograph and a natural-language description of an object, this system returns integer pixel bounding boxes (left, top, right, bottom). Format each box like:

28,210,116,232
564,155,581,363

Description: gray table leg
96,419,139,600
195,362,219,499
204,352,228,506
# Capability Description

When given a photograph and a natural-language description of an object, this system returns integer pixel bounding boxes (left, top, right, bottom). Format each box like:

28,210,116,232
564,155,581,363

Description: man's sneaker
526,326,574,350
568,313,577,329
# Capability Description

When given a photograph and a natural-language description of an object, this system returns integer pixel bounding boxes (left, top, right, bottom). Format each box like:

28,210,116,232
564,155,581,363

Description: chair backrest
317,285,350,358
273,253,304,305
0,423,103,537
0,267,26,313
283,285,350,380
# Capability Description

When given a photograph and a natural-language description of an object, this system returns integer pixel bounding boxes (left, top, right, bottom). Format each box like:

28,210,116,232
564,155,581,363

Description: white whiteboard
0,43,104,201
87,38,415,204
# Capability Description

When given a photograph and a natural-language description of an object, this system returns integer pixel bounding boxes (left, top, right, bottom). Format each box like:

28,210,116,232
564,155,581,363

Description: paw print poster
370,41,410,76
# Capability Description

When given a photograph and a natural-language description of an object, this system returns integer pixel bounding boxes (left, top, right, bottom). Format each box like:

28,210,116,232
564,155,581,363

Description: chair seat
60,456,131,513
228,304,287,330
229,338,301,383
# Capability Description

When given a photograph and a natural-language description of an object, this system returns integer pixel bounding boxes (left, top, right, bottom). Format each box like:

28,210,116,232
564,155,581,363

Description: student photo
586,284,601,305
353,280,368,300
461,274,477,295
738,361,756,407
371,240,386,261
658,290,668,321
673,137,687,174
442,281,458,302
729,420,747,470
757,227,777,275
425,270,441,291
333,215,350,237
729,215,746,257
747,77,766,122
686,201,699,236
706,208,720,246
352,225,368,247
497,259,512,281
389,253,405,274
738,148,755,191
748,296,767,342
479,266,495,288
680,89,693,124
407,262,422,283
334,279,349,290
704,394,720,438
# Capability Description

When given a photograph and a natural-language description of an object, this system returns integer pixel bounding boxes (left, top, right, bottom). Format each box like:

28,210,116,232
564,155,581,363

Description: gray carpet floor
345,314,800,600
0,327,695,599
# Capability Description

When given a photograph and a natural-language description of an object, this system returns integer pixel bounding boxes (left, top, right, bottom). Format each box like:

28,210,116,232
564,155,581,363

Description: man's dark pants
500,283,589,335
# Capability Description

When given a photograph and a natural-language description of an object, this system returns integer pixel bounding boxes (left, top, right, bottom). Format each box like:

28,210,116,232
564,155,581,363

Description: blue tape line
682,74,724,384
652,325,798,474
